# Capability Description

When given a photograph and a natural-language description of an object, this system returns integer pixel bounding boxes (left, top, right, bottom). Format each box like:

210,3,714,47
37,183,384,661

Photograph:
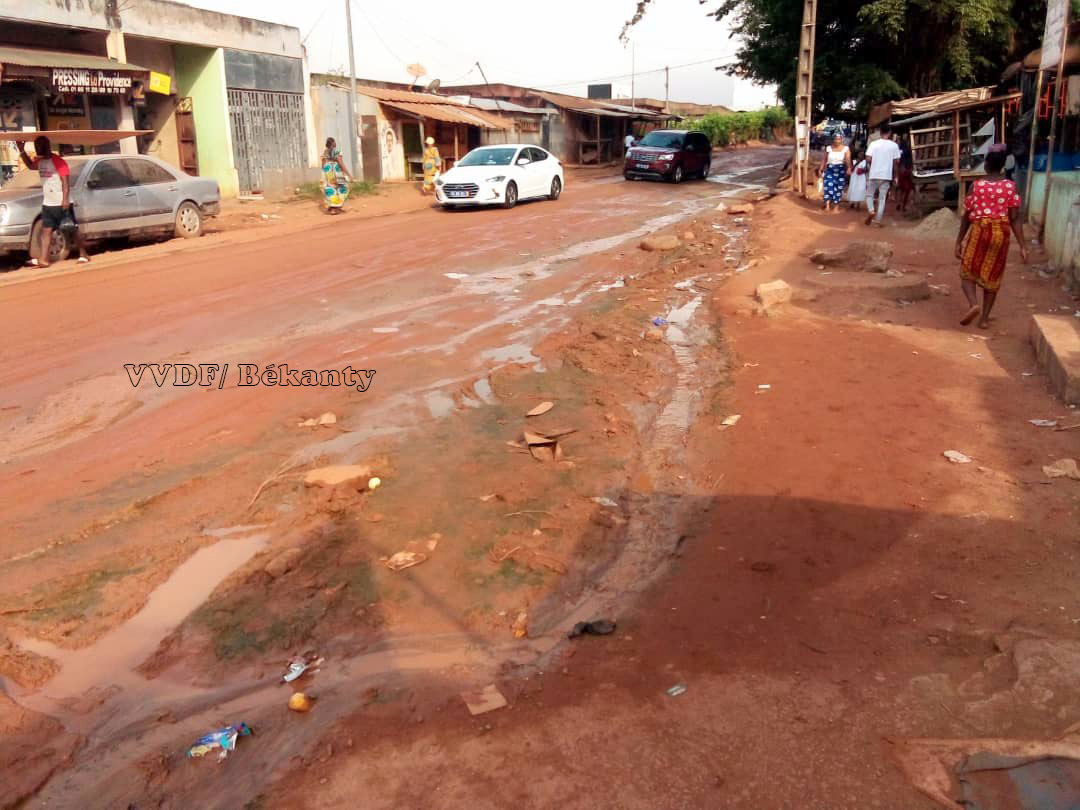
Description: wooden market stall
869,88,1022,211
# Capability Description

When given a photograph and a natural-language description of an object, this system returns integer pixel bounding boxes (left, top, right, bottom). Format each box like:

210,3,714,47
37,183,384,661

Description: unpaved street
3,143,1080,809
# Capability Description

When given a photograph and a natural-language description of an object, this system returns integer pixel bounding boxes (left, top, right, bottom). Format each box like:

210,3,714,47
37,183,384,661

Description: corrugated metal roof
0,46,148,73
351,85,461,104
536,91,665,119
450,96,557,115
868,87,1013,127
380,100,512,130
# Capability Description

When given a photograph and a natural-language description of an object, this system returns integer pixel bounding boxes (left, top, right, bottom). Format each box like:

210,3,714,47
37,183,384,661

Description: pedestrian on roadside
817,132,851,213
847,148,867,209
624,131,636,153
320,137,352,213
863,124,901,227
16,135,89,267
955,146,1027,329
895,134,915,213
422,136,442,195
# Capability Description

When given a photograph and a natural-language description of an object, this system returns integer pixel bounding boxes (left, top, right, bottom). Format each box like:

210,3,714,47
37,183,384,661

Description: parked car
0,154,220,262
624,130,712,183
435,145,563,209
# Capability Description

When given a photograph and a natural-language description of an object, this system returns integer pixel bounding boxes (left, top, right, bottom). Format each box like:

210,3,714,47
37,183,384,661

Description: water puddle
424,390,457,419
372,326,400,334
202,524,266,539
13,534,268,710
479,342,542,368
473,378,497,404
656,295,704,437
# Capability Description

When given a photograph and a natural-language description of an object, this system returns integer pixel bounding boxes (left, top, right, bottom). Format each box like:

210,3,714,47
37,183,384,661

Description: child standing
847,150,867,209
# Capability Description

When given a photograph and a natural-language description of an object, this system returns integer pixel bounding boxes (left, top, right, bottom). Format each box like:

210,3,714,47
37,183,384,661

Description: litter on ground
462,684,508,716
187,723,253,760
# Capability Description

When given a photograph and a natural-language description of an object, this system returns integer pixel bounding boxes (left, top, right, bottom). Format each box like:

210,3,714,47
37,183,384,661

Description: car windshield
638,132,684,149
3,159,88,190
458,147,517,167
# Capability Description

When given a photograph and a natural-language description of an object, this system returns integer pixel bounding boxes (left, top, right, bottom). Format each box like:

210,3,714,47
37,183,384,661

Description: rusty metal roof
0,46,148,73
535,90,665,119
379,100,512,130
869,87,1010,127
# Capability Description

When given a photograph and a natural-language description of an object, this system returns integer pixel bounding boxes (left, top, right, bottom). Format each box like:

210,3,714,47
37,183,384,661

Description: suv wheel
701,159,711,179
671,165,684,184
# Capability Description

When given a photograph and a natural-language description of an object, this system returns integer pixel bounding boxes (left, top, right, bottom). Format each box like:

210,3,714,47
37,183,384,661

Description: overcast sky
183,0,778,110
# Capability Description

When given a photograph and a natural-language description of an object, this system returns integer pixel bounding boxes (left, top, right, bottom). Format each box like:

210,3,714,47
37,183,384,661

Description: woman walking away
321,137,352,213
955,147,1027,329
422,137,442,195
847,149,867,209
818,133,851,213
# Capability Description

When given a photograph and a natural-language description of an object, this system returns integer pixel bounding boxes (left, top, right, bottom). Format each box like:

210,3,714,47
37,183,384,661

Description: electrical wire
538,54,737,90
351,0,409,69
301,0,332,45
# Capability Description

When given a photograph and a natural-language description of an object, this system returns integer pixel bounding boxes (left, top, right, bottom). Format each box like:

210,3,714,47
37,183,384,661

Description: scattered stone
715,202,728,213
944,450,973,464
640,235,682,252
727,203,754,215
809,240,894,273
645,328,664,341
682,230,696,241
462,684,508,716
264,548,303,579
755,279,792,310
1043,458,1080,480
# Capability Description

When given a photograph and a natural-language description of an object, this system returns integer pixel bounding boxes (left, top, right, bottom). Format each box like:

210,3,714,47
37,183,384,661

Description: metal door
360,115,382,183
176,97,199,176
227,89,308,195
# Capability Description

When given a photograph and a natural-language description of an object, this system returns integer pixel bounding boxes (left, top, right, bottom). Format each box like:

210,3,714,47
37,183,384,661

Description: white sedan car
435,145,564,209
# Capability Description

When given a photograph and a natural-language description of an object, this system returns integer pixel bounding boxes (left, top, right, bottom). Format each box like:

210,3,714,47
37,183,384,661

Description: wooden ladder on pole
793,0,817,195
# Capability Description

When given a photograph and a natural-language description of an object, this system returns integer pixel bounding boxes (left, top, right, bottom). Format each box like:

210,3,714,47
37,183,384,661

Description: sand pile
910,207,959,240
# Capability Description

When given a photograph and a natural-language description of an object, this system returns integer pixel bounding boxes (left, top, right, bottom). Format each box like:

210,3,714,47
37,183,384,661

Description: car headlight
0,204,7,226
435,177,444,186
486,175,506,183
658,154,674,161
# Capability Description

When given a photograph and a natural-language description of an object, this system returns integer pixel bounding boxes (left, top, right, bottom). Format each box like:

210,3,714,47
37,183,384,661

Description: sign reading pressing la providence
51,68,133,95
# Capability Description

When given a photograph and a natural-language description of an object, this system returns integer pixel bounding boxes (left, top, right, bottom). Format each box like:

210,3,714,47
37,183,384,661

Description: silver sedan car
0,154,220,262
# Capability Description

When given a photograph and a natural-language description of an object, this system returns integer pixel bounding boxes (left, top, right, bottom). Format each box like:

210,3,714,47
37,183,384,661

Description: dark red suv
624,130,712,183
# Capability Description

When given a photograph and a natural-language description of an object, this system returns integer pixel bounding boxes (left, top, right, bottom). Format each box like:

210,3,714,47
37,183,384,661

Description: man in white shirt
624,132,636,153
863,124,901,226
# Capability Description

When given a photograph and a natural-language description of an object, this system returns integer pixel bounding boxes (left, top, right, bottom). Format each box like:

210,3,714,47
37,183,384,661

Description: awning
380,100,512,130
890,93,1022,128
869,87,1016,127
0,129,150,146
0,46,148,95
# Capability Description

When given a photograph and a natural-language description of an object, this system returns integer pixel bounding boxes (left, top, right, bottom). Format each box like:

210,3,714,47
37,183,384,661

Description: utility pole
664,65,670,114
631,43,636,111
344,0,360,176
793,0,818,196
1039,1,1071,237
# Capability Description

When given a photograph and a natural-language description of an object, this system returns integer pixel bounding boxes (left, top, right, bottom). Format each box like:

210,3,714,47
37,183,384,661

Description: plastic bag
58,210,77,234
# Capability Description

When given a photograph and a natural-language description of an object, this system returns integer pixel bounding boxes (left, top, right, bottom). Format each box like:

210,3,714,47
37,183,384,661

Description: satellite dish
406,63,427,79
425,78,441,94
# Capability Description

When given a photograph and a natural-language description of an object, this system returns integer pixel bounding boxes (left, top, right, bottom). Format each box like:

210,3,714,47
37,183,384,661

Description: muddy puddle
7,532,268,729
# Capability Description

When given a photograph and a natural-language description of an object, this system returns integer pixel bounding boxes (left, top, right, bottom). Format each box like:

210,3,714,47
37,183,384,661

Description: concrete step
1030,314,1080,405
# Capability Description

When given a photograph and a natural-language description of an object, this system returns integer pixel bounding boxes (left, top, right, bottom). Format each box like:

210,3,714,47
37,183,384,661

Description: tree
621,0,1064,118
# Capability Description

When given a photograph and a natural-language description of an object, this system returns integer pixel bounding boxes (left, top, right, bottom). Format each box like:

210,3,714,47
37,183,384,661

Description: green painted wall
174,44,238,198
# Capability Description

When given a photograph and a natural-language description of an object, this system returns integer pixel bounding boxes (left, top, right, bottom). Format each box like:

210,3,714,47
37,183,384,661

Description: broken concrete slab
640,235,681,252
810,240,894,273
803,271,930,300
755,279,793,310
1030,315,1080,405
303,465,373,487
727,203,754,215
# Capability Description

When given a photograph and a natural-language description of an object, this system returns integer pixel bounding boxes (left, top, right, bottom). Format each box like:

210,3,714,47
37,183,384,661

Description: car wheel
174,201,203,238
548,176,562,201
701,160,711,179
503,181,518,209
671,166,684,184
30,219,71,263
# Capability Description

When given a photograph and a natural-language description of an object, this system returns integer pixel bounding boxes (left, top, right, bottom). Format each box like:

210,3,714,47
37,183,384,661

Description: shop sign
148,71,172,95
51,68,133,95
46,93,86,117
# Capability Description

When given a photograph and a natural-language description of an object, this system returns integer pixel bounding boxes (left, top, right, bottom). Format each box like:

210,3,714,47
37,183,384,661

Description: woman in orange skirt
954,148,1028,329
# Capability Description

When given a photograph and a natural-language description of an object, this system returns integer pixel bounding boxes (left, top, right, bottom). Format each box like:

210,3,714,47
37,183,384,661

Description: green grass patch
26,566,142,624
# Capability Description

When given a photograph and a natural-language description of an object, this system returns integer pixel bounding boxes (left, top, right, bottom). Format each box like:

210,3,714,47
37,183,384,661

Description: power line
537,54,737,90
301,0,332,45
351,0,408,69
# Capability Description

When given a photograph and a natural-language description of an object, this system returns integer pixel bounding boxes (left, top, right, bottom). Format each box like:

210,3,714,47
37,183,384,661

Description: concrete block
640,235,682,252
1030,315,1080,405
755,279,792,309
810,240,894,273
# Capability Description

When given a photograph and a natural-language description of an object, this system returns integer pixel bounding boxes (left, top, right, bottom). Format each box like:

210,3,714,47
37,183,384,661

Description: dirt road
3,143,1079,808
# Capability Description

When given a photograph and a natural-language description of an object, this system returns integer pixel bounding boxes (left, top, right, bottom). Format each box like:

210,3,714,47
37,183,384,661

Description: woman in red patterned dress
954,148,1028,329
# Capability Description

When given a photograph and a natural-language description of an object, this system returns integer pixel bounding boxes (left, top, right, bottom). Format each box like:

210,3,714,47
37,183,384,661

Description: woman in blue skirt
818,133,852,213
